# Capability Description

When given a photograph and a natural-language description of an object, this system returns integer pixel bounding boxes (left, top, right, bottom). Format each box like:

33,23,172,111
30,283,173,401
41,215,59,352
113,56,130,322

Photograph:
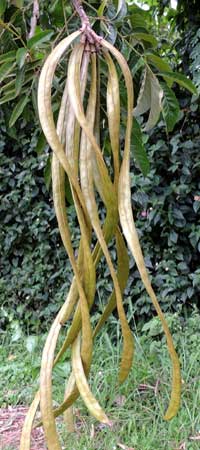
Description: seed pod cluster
20,26,181,450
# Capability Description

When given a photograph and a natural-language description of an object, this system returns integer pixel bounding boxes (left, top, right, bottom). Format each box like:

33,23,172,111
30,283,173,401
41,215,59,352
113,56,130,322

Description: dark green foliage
0,113,77,332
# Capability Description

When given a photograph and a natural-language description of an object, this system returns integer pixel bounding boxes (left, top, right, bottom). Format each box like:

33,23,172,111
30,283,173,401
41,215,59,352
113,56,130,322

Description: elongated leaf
144,70,163,131
16,48,27,68
146,52,172,74
0,0,6,17
132,57,145,76
12,0,24,7
9,95,29,127
27,30,54,49
134,69,151,116
97,0,107,16
161,81,180,132
0,78,15,93
134,68,163,130
0,61,16,83
101,21,117,44
158,71,198,94
0,91,17,105
0,50,16,64
15,69,25,96
36,132,47,154
112,0,127,21
133,32,157,47
130,5,149,29
131,118,150,176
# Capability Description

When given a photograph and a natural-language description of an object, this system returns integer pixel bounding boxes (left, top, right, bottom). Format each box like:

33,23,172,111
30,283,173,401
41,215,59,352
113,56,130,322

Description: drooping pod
68,44,134,384
22,15,181,448
102,38,181,420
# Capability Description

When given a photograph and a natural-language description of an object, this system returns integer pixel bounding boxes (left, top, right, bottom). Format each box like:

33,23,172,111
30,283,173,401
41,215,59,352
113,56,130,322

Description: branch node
72,0,102,51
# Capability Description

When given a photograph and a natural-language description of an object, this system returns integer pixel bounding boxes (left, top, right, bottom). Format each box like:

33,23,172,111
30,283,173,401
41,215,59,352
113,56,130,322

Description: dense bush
0,113,77,332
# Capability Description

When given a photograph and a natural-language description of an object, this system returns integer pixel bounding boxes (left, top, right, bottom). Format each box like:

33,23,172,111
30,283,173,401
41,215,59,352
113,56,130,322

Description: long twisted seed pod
91,56,130,338
61,46,96,412
20,74,84,448
37,30,89,223
40,90,89,450
53,48,119,366
102,38,181,420
103,49,120,190
39,45,96,447
70,46,134,383
93,227,129,338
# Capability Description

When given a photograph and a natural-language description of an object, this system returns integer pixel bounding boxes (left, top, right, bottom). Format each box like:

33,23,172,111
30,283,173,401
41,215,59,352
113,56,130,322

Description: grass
1,310,200,450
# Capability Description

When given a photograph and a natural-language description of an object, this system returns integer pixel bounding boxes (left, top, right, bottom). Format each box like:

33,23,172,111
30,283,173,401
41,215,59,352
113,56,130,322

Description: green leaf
15,69,25,96
36,132,48,154
158,71,198,95
0,50,16,64
9,95,29,127
0,0,6,17
133,32,157,47
161,82,180,132
144,71,163,131
27,30,54,49
132,57,145,76
130,5,149,29
0,78,15,93
134,68,151,116
145,52,172,74
97,0,107,16
101,21,117,44
44,155,52,190
0,61,16,83
16,47,27,68
11,0,24,7
134,69,163,131
0,90,17,105
112,0,127,21
131,118,150,176
65,176,74,205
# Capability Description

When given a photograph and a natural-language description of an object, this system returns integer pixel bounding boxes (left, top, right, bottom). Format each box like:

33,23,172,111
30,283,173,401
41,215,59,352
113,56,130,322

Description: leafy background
0,0,199,335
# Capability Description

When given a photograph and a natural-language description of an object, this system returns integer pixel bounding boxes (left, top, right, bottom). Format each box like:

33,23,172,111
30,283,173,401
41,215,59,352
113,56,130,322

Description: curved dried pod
37,30,89,223
53,47,119,366
93,227,129,338
59,45,96,414
39,46,94,449
103,49,120,190
20,76,83,448
24,272,81,443
72,333,111,424
69,45,134,384
20,391,40,450
102,38,181,420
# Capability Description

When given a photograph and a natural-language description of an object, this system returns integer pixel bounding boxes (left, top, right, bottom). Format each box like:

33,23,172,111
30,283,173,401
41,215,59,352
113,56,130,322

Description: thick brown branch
72,0,90,28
